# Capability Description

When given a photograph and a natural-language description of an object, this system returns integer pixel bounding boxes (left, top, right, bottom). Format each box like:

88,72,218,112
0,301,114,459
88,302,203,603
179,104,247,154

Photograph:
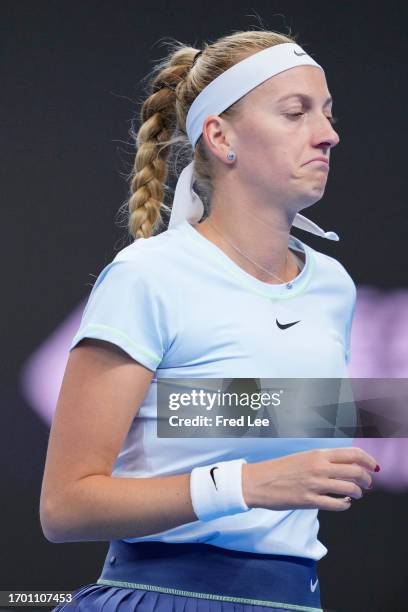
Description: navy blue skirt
52,540,323,612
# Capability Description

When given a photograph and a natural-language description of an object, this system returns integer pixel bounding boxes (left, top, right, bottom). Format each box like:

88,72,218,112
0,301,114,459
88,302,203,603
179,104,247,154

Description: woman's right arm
40,338,378,543
40,338,198,543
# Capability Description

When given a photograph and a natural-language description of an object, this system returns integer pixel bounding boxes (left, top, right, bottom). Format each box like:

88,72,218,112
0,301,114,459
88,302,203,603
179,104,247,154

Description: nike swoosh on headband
276,319,301,330
293,50,307,56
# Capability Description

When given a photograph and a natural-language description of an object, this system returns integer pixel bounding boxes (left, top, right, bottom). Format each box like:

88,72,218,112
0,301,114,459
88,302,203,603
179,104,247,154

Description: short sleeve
69,260,167,372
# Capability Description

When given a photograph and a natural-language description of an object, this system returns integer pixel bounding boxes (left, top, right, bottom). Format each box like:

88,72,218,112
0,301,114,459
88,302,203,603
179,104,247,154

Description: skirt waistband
97,540,323,611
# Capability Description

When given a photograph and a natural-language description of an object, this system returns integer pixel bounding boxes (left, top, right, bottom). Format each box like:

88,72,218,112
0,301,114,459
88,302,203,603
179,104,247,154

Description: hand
242,447,378,512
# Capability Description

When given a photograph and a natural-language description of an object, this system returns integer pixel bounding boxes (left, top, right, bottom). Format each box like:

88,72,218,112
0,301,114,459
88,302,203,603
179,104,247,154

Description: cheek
238,131,281,167
235,116,293,177
236,113,276,153
245,130,288,163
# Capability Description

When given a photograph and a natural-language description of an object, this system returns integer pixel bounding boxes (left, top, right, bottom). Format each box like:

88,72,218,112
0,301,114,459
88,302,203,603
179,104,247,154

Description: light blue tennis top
69,220,357,560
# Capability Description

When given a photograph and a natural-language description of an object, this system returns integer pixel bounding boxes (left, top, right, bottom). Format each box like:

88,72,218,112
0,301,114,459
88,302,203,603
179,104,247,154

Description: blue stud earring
227,150,236,161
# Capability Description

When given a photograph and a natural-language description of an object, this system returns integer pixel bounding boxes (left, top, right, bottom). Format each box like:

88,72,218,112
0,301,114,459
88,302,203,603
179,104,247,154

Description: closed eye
286,113,338,125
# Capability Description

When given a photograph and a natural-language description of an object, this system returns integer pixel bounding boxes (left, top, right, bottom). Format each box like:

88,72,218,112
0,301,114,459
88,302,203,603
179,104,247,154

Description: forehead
250,65,332,104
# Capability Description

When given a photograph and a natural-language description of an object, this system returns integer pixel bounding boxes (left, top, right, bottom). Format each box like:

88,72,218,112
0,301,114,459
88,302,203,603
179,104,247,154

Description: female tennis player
41,28,380,612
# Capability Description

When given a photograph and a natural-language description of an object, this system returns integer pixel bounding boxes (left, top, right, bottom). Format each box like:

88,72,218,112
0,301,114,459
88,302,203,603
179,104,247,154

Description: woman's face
222,65,340,213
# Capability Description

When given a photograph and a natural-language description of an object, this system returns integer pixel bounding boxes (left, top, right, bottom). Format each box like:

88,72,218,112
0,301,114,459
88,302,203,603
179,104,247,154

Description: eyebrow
276,93,333,106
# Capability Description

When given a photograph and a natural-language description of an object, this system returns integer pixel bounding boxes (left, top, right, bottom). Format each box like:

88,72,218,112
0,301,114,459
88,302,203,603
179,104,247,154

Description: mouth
307,160,329,169
307,156,329,164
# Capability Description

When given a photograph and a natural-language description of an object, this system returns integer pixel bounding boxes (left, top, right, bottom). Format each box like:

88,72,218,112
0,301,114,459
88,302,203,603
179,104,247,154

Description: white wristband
190,458,250,522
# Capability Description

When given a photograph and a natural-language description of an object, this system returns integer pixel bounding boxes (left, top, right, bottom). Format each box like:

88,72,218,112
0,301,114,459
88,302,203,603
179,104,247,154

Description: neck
194,202,299,284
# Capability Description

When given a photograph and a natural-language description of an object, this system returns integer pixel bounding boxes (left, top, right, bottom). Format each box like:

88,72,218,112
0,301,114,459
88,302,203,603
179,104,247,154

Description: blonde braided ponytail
127,46,199,240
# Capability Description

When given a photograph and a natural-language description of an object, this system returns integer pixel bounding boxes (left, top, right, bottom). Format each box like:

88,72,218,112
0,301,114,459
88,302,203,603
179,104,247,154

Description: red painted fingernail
375,465,381,472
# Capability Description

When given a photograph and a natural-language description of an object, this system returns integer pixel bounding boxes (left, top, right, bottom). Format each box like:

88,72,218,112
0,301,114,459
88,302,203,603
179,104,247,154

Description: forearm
43,472,197,543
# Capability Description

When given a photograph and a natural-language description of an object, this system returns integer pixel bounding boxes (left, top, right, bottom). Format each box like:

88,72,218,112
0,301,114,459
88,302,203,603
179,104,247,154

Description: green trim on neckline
180,220,315,301
180,221,315,300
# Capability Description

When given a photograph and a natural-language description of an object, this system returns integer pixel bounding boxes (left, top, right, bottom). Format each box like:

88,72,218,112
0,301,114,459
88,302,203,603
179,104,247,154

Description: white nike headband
168,42,339,241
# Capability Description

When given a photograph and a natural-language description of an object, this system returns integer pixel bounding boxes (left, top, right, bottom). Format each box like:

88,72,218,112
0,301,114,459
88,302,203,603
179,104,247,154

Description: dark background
2,1,407,611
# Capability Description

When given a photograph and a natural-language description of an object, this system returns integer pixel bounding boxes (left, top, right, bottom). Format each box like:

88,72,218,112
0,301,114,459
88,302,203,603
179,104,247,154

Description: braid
127,48,198,240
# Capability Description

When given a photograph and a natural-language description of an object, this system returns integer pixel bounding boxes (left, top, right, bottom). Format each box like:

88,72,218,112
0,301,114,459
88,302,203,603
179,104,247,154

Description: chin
296,192,324,212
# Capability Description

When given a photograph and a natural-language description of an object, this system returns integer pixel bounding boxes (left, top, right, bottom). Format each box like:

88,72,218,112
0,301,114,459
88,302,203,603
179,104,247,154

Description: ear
202,115,234,164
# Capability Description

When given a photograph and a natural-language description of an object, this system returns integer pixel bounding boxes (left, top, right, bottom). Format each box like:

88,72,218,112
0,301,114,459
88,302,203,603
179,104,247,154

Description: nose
313,114,340,149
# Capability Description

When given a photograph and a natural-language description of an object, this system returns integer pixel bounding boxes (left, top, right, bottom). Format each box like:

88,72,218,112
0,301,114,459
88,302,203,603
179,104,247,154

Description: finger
324,447,378,472
324,478,363,500
328,464,373,489
314,495,353,512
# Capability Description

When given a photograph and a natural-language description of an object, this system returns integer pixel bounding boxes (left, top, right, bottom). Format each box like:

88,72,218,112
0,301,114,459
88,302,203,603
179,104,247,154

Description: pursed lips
306,157,329,165
304,158,330,170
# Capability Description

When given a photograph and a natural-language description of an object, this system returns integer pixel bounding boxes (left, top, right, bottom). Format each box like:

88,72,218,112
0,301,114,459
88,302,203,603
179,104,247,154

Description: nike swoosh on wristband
210,466,219,490
294,50,307,56
276,319,301,330
310,578,319,592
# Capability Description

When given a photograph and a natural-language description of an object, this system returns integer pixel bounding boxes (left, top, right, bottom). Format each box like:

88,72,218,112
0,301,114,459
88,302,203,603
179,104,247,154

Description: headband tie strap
168,42,339,241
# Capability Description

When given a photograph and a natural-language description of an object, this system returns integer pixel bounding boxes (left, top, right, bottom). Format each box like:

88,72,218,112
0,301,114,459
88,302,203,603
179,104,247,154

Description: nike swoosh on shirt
210,466,219,490
276,319,301,330
310,578,319,592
